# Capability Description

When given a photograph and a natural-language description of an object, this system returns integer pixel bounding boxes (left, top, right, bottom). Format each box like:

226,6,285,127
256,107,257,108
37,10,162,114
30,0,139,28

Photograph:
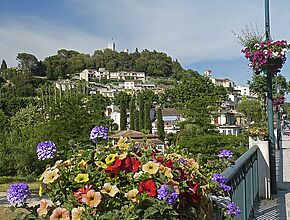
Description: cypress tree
129,97,135,130
120,97,127,130
134,109,139,131
144,101,152,133
0,59,7,72
46,62,53,80
138,94,144,130
157,108,165,141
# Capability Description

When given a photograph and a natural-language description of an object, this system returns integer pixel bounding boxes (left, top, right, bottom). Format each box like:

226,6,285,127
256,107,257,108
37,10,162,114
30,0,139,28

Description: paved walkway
251,135,290,219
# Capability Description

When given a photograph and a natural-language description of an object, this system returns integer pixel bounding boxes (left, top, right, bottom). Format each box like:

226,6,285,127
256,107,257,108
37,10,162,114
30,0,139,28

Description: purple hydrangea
218,149,233,159
226,202,241,216
36,141,57,161
90,126,109,143
157,184,179,205
7,182,31,206
212,173,227,184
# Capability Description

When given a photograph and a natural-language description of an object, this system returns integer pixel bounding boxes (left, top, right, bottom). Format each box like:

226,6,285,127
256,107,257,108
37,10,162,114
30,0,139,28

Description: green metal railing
222,146,259,220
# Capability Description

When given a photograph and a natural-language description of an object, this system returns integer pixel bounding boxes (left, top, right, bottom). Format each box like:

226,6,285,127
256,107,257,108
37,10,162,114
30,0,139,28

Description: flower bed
7,126,240,219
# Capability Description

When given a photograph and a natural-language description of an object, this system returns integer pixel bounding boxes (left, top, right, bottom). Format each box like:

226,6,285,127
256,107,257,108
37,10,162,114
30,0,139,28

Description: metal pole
265,0,277,194
275,75,282,150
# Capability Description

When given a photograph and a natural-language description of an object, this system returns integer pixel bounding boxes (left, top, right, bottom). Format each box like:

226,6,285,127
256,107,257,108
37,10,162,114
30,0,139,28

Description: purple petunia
218,149,233,159
7,182,31,206
212,173,227,184
226,202,241,216
212,174,232,192
90,126,109,143
133,145,141,149
178,158,186,163
36,141,57,161
157,184,179,205
220,183,232,192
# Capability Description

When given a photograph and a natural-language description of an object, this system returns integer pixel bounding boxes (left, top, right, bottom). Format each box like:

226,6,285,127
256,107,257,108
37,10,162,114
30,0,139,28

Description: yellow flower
37,199,49,217
101,183,120,197
74,174,89,183
117,137,129,150
50,207,70,220
39,167,50,181
164,167,173,179
78,159,87,167
39,184,44,197
187,159,199,169
118,152,128,160
125,189,139,203
51,160,63,170
72,207,85,220
82,190,102,208
95,161,108,169
105,154,118,164
43,168,59,184
142,161,159,175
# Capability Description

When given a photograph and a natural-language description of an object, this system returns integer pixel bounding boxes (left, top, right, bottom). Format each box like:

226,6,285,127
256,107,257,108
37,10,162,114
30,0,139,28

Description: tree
134,109,139,131
0,59,7,72
237,99,262,127
17,53,38,74
120,97,127,130
138,94,145,130
157,108,165,141
129,97,135,130
144,101,152,133
164,75,227,134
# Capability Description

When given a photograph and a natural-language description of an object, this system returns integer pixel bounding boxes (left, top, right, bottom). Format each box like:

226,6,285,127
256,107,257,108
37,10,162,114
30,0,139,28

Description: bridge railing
222,145,259,220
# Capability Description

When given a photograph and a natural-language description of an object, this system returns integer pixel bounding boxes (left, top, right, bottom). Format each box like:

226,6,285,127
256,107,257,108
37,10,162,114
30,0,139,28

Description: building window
228,130,232,135
223,130,226,134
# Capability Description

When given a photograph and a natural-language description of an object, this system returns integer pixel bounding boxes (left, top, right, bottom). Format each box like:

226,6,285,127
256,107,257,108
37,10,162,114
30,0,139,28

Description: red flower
106,158,122,175
138,179,156,197
124,157,141,173
73,184,92,202
165,159,173,168
152,152,163,164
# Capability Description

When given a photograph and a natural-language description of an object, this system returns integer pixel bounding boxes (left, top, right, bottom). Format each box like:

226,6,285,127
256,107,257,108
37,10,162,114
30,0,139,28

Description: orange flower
37,199,49,216
82,189,102,208
50,207,70,220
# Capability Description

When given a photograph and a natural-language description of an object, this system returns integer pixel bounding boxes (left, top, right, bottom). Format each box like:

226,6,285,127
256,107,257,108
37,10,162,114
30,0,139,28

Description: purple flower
220,183,231,192
218,149,233,159
7,182,31,206
226,202,241,216
133,145,141,149
178,158,186,163
90,126,109,143
157,184,179,205
37,141,57,161
212,173,227,184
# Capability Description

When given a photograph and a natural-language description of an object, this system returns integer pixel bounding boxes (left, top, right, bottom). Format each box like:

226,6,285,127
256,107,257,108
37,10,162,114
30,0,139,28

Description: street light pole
265,0,277,194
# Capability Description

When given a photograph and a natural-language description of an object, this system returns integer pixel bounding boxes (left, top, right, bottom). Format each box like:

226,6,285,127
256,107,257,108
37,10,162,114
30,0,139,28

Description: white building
118,80,142,90
152,108,184,135
55,80,76,91
108,41,116,51
106,105,121,129
79,69,146,82
234,85,251,96
80,69,110,82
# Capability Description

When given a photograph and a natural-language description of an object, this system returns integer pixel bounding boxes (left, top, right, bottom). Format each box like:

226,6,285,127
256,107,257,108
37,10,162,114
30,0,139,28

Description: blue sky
1,0,290,87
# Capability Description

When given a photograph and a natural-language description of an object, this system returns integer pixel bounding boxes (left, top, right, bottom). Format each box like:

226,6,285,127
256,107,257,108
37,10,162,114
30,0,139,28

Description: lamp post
265,0,277,194
275,75,282,150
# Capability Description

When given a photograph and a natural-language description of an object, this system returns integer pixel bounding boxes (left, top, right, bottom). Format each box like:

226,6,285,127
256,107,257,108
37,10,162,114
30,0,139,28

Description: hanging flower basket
242,40,290,74
273,95,285,107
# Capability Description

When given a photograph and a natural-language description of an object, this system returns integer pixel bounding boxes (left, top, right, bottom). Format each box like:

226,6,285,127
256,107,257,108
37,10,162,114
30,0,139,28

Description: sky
1,0,290,87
